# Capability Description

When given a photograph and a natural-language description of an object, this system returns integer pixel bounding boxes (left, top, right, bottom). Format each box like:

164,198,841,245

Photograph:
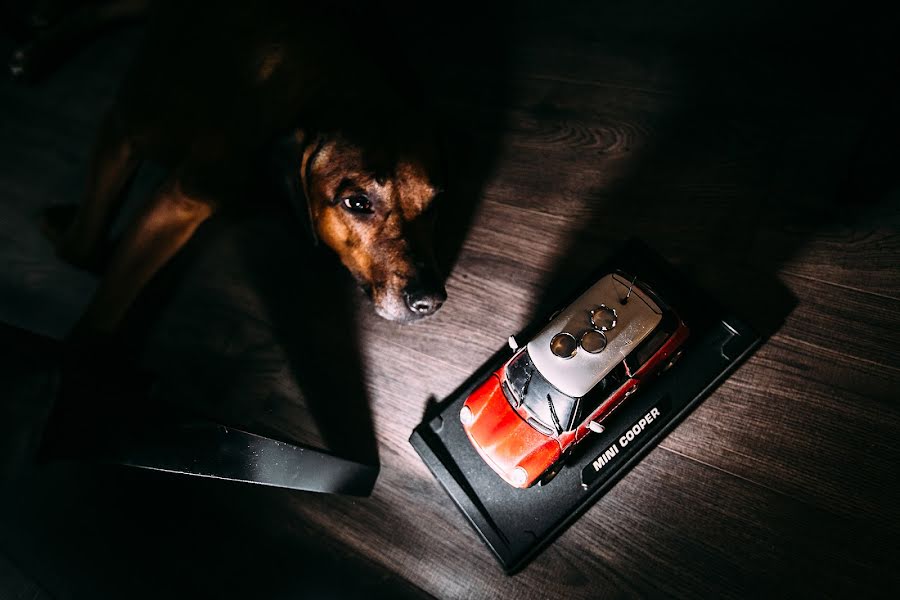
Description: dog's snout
404,282,447,316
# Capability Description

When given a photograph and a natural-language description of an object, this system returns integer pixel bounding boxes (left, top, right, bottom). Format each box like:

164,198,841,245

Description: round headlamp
460,405,474,426
511,466,528,487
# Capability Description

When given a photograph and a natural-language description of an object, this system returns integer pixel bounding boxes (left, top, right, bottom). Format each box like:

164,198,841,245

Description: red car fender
513,439,564,487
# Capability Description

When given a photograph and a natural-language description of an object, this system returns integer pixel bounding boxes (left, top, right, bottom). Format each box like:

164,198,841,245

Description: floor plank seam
655,443,839,513
523,72,681,97
774,333,900,373
780,270,900,303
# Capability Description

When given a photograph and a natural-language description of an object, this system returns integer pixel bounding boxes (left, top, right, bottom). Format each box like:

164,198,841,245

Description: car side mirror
588,421,605,434
508,335,519,351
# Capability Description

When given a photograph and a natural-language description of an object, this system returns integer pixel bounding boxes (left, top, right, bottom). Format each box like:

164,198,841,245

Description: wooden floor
1,1,898,598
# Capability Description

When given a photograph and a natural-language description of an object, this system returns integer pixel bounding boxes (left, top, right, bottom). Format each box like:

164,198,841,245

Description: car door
573,363,635,442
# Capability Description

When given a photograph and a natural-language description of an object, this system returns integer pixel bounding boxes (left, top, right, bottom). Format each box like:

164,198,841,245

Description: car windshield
501,349,578,435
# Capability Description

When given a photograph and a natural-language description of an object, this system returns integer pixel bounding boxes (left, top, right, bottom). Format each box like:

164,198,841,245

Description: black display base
45,419,380,496
409,240,762,574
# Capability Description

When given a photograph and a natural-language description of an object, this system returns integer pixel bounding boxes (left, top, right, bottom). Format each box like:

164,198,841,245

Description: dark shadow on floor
0,324,427,600
530,1,900,336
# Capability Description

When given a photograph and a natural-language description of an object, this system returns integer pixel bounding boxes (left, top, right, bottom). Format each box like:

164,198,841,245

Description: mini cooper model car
459,272,689,488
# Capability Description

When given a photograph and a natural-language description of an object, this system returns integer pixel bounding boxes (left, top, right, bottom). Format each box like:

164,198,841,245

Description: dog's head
291,126,446,323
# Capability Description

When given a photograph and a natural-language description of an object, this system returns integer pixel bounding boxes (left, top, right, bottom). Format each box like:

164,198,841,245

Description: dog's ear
268,128,322,246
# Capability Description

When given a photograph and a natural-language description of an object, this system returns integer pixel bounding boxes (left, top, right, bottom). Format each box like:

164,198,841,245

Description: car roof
526,273,663,398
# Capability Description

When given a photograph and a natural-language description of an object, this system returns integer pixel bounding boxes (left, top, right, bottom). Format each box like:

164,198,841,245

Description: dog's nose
404,284,447,316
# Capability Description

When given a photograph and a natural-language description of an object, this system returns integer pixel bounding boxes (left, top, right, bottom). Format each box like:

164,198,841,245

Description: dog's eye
342,194,373,214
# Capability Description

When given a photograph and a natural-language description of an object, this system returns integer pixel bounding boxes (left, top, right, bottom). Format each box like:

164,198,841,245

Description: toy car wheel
538,464,563,487
538,447,574,487
662,349,684,372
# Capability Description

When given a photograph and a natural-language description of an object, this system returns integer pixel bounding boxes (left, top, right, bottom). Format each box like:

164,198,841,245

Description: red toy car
460,272,689,488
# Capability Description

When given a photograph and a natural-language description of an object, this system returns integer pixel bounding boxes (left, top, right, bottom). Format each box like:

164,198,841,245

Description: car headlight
511,466,528,487
460,405,474,426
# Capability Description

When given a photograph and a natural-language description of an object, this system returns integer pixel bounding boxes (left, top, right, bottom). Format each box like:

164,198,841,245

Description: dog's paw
39,203,77,244
39,204,102,270
8,44,36,82
8,39,55,83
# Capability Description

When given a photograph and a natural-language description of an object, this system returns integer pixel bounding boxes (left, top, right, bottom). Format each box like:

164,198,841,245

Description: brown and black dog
34,0,447,336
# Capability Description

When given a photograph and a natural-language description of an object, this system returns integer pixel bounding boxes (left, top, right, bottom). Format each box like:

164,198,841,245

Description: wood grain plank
657,273,900,527
661,342,900,528
753,227,900,300
776,275,900,371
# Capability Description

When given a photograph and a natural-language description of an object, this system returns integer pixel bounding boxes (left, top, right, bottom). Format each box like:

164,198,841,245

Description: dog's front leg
43,109,139,269
73,177,215,337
